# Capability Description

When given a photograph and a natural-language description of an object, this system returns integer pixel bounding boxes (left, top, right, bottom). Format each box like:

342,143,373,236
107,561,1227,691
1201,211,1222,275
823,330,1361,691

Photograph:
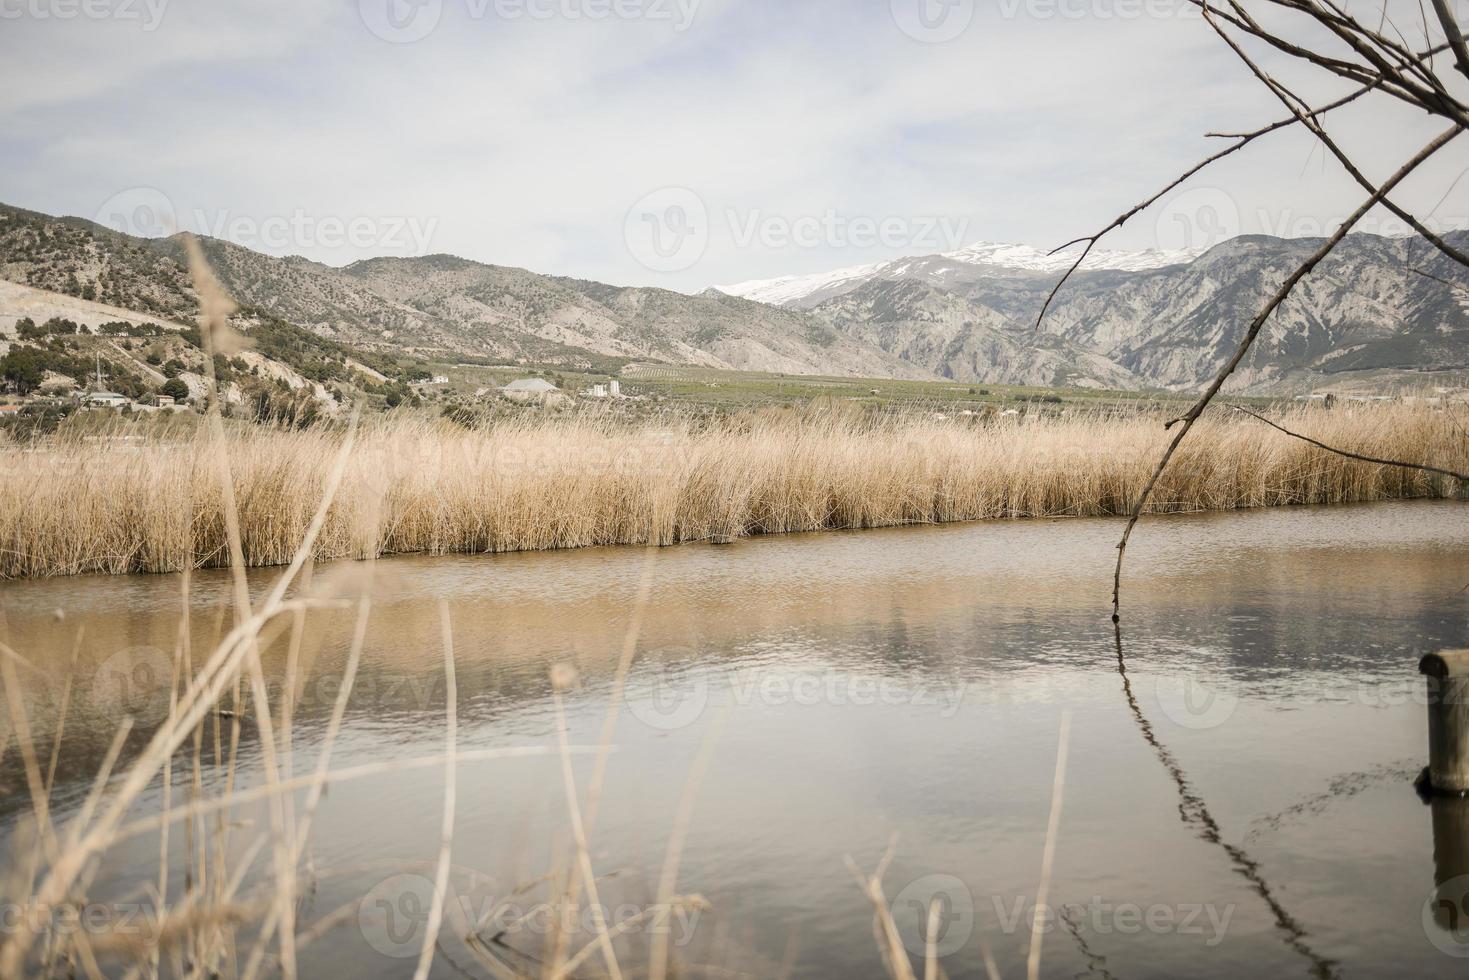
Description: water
2,500,1467,978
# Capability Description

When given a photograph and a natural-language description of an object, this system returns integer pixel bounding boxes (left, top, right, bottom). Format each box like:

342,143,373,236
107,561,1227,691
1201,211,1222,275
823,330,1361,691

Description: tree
161,377,190,402
1,348,44,394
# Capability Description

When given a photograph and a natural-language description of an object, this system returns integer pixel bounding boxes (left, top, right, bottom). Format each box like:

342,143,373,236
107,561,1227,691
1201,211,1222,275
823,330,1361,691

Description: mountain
722,232,1469,393
2,201,1465,394
811,278,1143,389
716,240,1205,307
0,203,928,380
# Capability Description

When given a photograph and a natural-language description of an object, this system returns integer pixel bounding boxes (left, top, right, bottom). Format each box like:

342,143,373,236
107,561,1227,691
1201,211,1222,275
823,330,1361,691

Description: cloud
3,0,1465,292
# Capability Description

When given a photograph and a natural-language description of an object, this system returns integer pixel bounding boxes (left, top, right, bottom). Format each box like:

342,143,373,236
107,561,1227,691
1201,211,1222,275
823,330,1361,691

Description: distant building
589,384,608,398
609,380,621,397
502,378,558,394
83,391,129,409
501,378,563,406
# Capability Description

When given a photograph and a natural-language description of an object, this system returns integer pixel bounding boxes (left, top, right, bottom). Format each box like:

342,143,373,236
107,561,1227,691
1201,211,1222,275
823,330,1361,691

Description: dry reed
0,402,1463,579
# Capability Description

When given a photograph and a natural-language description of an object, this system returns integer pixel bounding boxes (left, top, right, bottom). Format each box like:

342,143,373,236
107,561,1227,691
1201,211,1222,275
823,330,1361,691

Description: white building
502,378,558,395
83,391,129,409
500,378,563,405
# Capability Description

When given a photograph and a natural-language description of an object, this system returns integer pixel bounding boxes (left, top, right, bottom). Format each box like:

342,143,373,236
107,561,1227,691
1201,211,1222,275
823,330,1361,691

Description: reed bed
0,401,1463,579
1,398,1461,977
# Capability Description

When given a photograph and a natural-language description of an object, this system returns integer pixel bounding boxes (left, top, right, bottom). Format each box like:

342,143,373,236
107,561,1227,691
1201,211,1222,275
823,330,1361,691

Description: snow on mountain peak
715,240,1206,306
944,240,1205,273
713,260,891,308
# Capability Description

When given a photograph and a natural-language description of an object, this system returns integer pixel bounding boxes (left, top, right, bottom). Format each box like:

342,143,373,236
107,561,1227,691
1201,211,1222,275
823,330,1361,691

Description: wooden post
1420,650,1469,795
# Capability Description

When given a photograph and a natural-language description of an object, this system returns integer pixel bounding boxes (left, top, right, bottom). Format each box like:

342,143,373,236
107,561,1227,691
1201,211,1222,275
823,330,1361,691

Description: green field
417,357,1259,415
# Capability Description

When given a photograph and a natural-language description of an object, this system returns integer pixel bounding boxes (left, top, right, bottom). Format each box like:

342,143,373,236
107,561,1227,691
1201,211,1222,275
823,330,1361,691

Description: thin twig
412,602,459,980
1032,80,1380,331
551,681,625,980
1026,711,1071,980
648,706,727,980
1233,405,1469,480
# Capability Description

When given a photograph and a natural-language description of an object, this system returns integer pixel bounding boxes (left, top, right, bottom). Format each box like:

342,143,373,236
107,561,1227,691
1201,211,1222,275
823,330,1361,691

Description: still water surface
2,501,1468,978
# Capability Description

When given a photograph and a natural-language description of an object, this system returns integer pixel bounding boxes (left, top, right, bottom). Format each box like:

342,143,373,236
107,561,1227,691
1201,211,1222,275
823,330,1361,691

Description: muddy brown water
2,500,1468,978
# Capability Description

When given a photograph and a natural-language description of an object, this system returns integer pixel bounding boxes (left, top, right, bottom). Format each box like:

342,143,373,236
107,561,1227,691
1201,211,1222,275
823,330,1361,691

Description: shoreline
1,403,1462,580
1,494,1464,586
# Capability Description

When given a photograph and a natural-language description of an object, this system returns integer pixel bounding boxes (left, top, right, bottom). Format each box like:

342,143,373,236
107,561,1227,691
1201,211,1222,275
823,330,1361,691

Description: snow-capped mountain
809,233,1469,392
5,199,1464,395
716,240,1205,307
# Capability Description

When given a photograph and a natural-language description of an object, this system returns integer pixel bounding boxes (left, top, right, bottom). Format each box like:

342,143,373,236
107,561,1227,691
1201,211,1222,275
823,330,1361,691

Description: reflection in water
1061,902,1121,980
2,500,1468,978
1428,796,1469,939
1113,624,1341,980
1431,796,1469,888
1247,761,1420,843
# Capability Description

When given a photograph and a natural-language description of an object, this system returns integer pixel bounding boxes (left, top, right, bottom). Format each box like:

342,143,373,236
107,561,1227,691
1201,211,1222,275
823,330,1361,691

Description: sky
2,0,1468,292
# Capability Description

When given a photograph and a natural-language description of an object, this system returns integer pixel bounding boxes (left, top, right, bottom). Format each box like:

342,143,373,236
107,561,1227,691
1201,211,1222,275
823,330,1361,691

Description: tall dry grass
0,402,1463,578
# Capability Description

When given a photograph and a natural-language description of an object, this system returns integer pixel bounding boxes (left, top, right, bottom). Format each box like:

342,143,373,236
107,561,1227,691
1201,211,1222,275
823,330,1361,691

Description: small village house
82,391,129,409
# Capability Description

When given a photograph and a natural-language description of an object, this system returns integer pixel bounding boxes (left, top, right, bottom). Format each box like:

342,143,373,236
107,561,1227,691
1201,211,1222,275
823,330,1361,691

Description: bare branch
1232,405,1469,481
1194,1,1449,111
1110,123,1464,622
1205,3,1469,269
1428,0,1469,80
1411,265,1469,294
1221,0,1469,121
1032,81,1380,330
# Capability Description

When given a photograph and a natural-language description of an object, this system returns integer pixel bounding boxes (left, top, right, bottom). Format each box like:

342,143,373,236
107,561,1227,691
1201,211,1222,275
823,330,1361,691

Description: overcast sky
3,0,1467,291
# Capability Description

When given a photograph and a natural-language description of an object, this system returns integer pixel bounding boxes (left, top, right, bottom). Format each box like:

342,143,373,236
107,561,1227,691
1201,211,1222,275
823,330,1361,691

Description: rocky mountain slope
0,203,926,380
3,201,1464,393
728,232,1469,392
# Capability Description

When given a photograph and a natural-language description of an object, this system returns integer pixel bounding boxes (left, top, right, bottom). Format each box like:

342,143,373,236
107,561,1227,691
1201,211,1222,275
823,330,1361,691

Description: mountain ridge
2,201,1465,394
715,239,1207,306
